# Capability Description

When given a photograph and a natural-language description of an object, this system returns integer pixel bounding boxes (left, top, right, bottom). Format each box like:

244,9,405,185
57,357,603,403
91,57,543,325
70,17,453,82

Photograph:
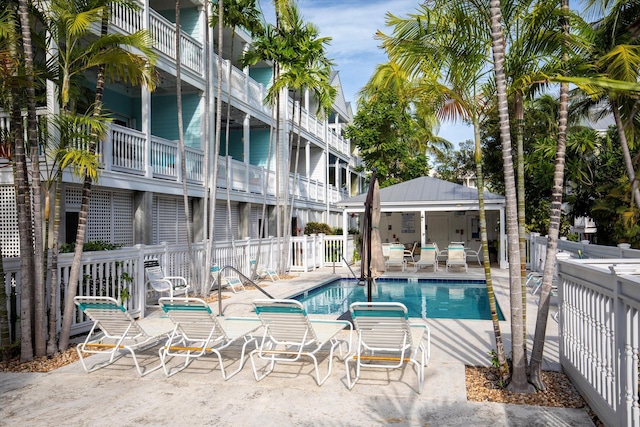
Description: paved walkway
0,264,594,426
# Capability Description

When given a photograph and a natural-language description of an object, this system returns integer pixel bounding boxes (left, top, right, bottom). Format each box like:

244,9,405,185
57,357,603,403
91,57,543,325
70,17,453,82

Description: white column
305,139,310,177
243,113,250,187
499,206,507,269
420,211,426,246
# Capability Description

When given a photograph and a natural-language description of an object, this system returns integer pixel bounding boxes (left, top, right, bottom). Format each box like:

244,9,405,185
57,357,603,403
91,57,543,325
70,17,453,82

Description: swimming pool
292,279,505,320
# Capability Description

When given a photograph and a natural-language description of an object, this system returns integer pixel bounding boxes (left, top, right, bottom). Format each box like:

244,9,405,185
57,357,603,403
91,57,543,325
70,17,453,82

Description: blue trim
162,304,212,314
352,309,408,319
255,305,306,316
78,302,125,312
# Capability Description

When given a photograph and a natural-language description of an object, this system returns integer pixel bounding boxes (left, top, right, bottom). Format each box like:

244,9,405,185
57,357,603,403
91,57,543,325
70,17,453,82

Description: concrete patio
0,264,595,426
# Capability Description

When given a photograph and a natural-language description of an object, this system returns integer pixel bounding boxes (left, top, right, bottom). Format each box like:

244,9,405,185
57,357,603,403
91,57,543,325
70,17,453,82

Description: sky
259,0,475,146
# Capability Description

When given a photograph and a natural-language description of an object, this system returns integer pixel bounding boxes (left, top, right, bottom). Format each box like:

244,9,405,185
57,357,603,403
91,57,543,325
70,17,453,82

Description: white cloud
258,1,473,144
259,0,418,104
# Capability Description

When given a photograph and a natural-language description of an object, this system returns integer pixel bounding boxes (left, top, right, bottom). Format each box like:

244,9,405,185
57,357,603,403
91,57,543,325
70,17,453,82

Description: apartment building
0,1,364,256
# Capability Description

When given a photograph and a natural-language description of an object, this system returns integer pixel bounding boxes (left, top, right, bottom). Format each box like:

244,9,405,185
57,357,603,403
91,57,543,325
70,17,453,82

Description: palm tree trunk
489,0,533,393
175,0,196,284
610,98,640,210
514,91,528,366
201,3,211,295
530,0,570,390
18,0,46,357
0,241,10,353
473,114,509,382
46,176,63,355
10,66,34,361
207,0,224,293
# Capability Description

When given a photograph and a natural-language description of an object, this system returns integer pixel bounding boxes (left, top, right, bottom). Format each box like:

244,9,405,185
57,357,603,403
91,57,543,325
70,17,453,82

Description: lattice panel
214,202,238,241
87,190,112,242
65,187,82,208
153,195,192,245
112,192,133,245
0,185,19,256
65,186,134,245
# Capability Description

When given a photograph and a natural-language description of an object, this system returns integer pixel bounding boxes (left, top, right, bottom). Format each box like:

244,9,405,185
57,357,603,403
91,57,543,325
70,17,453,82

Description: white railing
109,3,203,75
0,234,354,345
286,99,351,158
557,258,640,427
150,136,179,179
528,233,640,273
109,126,146,174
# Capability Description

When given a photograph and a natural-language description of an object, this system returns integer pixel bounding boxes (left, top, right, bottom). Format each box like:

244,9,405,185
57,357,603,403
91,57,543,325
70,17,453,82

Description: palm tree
17,0,46,358
3,1,36,362
529,0,572,391
489,0,534,393
242,0,332,274
378,1,509,381
210,0,263,271
268,3,336,269
174,0,197,291
57,0,157,351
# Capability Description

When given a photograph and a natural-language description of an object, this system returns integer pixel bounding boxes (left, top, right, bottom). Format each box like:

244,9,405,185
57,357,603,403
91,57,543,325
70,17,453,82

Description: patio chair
345,302,430,393
465,245,482,265
381,243,392,260
144,258,189,300
223,275,246,293
435,242,448,261
250,259,280,281
411,244,438,272
209,264,221,291
404,241,418,263
385,245,406,271
74,296,167,376
158,297,261,378
445,244,468,273
250,299,352,386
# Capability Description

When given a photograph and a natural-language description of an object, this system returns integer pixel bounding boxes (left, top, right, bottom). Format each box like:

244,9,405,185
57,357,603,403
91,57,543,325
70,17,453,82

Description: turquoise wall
102,89,144,131
249,67,272,87
249,129,272,168
158,8,200,38
219,129,243,160
152,93,201,148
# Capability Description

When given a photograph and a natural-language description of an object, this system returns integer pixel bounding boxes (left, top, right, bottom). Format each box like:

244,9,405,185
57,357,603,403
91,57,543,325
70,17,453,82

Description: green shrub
304,222,334,235
60,240,123,253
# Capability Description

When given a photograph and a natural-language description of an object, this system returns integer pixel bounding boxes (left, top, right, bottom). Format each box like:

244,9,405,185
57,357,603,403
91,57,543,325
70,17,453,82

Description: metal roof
337,176,505,211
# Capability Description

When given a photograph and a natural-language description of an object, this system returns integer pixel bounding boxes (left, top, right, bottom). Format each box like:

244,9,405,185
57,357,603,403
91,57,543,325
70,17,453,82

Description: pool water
292,279,505,320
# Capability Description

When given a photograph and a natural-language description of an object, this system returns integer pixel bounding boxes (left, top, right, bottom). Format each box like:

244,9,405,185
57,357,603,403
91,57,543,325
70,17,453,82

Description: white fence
557,259,640,427
0,234,354,345
528,235,640,426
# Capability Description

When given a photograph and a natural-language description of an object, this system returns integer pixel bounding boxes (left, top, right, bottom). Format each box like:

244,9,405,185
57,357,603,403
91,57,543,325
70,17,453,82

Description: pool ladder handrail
342,256,366,286
214,264,274,315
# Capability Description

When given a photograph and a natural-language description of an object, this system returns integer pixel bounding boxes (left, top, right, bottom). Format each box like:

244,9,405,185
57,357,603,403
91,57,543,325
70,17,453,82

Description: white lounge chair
74,296,167,376
345,302,431,393
158,297,261,378
385,245,406,271
250,259,280,281
445,244,468,273
144,258,189,301
411,244,438,272
250,299,352,386
223,275,246,293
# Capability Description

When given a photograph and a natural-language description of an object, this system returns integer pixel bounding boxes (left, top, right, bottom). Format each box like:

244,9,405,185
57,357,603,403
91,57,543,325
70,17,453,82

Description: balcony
109,1,353,159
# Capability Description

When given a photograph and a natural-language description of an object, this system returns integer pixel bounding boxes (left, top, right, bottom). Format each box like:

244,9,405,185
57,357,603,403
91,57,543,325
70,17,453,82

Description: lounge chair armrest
164,276,188,287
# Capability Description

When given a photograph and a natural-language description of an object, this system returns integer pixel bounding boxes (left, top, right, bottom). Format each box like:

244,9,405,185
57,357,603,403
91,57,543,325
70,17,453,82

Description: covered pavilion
337,176,508,268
